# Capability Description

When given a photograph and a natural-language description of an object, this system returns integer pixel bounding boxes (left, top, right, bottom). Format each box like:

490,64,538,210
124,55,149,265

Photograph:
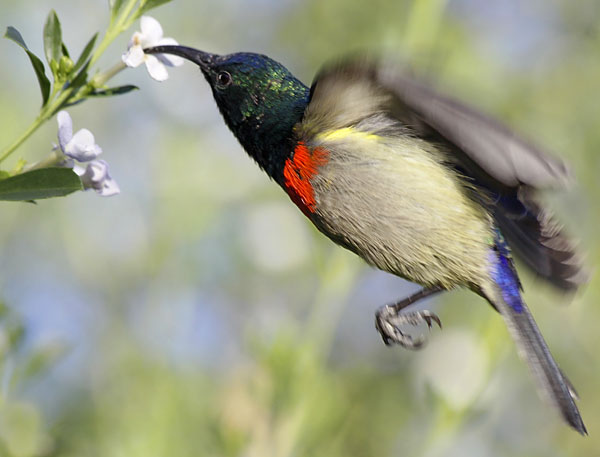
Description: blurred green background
1,0,599,456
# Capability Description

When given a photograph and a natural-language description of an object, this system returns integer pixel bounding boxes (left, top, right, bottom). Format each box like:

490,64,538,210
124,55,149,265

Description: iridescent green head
146,45,310,180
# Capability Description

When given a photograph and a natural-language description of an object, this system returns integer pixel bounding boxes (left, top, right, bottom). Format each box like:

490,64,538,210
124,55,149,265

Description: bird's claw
421,312,442,330
374,305,442,350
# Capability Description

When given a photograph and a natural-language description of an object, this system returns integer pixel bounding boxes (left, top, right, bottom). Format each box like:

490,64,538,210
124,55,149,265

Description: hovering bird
145,45,587,434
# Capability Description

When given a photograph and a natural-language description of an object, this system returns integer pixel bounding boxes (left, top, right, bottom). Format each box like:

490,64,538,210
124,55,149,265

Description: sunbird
146,45,587,434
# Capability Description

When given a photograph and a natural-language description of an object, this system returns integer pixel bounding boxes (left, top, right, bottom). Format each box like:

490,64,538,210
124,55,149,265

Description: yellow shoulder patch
315,127,379,143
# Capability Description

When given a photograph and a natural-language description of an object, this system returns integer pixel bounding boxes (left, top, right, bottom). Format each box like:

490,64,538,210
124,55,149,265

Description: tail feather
484,245,586,434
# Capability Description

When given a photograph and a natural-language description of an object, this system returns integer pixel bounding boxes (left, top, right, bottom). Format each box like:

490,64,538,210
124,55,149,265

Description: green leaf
5,25,28,48
4,26,51,106
64,61,90,97
91,84,139,97
137,0,173,16
61,61,89,96
0,168,82,201
43,10,63,67
73,32,97,74
0,170,10,180
61,42,70,58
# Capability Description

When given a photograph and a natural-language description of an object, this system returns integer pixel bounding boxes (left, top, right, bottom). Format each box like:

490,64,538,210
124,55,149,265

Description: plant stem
94,61,127,87
88,32,117,69
0,116,45,165
90,0,139,67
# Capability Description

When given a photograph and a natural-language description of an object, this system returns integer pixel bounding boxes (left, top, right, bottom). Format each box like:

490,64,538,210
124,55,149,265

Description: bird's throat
217,77,310,184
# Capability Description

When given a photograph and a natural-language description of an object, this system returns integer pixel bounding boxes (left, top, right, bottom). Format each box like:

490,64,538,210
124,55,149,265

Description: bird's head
145,45,310,179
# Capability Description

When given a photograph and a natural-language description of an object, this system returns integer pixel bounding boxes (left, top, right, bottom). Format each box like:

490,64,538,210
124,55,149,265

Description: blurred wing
376,64,571,190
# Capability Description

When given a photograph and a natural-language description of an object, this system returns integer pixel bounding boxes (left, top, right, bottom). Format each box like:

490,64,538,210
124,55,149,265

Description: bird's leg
375,287,443,350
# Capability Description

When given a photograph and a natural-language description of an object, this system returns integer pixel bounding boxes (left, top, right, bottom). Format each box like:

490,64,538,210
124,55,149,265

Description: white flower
57,111,102,161
55,111,120,197
122,16,183,81
75,160,120,197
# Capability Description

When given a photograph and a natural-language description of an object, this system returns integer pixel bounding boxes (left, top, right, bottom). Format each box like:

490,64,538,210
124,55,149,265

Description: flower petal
57,111,73,152
72,163,85,175
65,129,102,161
140,16,163,46
144,54,169,81
122,44,145,68
80,160,120,196
98,177,120,197
156,37,184,66
80,160,107,186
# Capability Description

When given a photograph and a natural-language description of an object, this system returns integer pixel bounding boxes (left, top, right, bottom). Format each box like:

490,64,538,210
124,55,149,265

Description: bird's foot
375,305,442,350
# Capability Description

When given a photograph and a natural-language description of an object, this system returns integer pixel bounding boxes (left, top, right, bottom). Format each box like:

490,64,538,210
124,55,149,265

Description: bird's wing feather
377,65,571,190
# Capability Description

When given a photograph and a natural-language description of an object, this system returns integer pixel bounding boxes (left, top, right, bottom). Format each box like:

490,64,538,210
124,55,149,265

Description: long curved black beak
144,45,218,71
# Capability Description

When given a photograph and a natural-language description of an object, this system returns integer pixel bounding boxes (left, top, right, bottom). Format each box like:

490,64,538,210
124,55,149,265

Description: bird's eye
216,71,232,87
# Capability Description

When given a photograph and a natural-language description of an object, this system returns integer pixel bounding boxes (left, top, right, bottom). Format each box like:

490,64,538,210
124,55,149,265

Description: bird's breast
282,127,380,216
288,130,495,289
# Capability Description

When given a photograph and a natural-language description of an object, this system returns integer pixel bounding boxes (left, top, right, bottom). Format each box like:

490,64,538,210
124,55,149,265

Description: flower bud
59,55,74,75
50,59,59,75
